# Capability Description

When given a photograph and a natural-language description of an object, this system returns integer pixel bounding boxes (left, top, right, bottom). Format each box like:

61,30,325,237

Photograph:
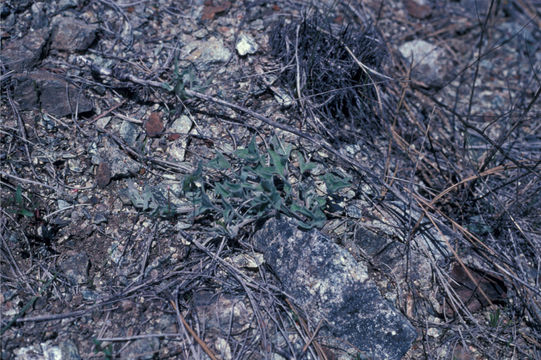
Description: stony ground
1,0,540,359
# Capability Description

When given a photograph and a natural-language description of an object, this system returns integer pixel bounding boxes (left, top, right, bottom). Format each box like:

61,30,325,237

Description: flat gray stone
253,218,416,360
236,33,258,56
399,40,450,88
51,16,97,51
13,71,93,117
119,120,140,147
170,115,192,134
0,29,49,71
121,337,159,360
181,36,231,65
58,251,89,285
97,137,140,179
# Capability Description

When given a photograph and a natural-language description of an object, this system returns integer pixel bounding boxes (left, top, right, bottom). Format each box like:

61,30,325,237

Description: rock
252,218,417,360
193,293,254,338
201,1,231,21
30,2,49,29
399,40,450,88
271,86,294,107
460,0,492,18
236,33,258,56
0,29,49,71
119,120,140,147
15,341,79,360
166,138,188,162
57,0,79,11
60,340,82,360
51,16,97,51
181,36,231,65
404,0,432,19
13,71,93,117
121,337,159,360
170,115,192,135
166,115,192,161
57,199,71,210
95,161,112,188
94,137,140,179
58,251,89,285
92,212,108,225
214,338,232,360
145,112,164,137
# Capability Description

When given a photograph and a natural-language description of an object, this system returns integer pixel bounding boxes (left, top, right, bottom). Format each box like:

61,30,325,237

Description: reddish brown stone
168,133,181,141
201,1,231,21
145,112,164,137
405,0,432,19
443,263,507,316
96,162,111,188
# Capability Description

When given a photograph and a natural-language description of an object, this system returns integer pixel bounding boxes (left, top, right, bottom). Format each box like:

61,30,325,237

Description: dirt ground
1,0,540,359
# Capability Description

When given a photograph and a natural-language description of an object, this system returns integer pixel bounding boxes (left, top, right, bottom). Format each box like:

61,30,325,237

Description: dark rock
1,4,11,17
95,161,112,188
30,2,48,29
119,120,140,147
121,337,159,360
460,0,493,18
0,29,49,71
60,340,82,360
93,137,140,179
51,16,97,51
58,251,89,285
92,212,108,225
253,218,417,360
13,71,93,117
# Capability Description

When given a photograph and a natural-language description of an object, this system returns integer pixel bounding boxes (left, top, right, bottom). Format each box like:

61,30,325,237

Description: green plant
6,185,34,218
489,308,500,328
163,61,208,100
92,339,113,359
181,135,351,236
126,181,178,218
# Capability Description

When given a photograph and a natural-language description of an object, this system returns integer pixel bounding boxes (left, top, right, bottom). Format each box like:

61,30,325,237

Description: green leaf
253,164,275,180
214,183,231,198
15,185,23,206
270,135,293,157
234,137,260,162
195,190,215,215
270,190,283,210
282,181,292,197
207,152,231,170
221,200,234,223
297,152,316,174
18,208,34,217
322,173,351,194
290,203,313,218
269,149,286,178
306,193,326,209
260,178,276,193
224,181,244,197
182,162,203,192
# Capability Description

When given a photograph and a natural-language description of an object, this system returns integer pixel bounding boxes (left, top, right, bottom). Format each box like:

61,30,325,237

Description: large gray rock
253,218,416,360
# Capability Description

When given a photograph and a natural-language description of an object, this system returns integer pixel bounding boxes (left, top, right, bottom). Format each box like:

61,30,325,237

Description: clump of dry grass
269,14,388,141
